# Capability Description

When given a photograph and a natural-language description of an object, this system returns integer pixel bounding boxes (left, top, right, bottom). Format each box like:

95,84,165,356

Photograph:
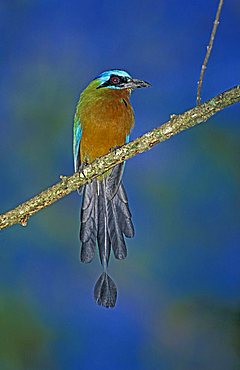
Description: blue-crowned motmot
73,70,150,307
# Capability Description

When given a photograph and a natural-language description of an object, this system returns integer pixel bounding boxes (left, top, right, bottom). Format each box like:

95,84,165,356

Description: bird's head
95,70,151,91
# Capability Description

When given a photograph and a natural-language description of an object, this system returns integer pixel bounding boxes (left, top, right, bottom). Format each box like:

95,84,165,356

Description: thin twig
197,0,224,105
0,85,239,231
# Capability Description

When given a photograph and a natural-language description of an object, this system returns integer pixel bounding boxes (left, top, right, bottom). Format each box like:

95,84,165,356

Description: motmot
73,69,150,308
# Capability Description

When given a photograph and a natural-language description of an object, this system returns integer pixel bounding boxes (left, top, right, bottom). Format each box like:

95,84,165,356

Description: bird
73,69,150,308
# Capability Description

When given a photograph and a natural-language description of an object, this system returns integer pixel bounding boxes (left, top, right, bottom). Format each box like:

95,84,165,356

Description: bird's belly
80,99,134,163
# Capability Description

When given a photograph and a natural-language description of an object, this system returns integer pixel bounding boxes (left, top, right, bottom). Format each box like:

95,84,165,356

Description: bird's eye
110,76,120,84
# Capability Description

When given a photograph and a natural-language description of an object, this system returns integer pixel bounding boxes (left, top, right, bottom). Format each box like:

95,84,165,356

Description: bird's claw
109,145,121,155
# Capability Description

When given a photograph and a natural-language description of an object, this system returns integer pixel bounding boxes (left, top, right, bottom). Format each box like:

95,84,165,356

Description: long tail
79,164,134,308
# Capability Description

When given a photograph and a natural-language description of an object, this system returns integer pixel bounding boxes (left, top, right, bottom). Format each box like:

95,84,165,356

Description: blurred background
0,0,240,369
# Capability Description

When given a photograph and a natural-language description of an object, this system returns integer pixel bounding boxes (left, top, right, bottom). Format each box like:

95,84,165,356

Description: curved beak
132,78,151,89
123,78,151,90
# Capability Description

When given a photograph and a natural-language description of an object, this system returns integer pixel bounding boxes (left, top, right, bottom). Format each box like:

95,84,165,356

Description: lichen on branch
0,85,239,231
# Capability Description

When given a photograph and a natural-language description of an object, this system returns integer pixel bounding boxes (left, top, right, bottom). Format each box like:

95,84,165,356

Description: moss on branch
0,85,239,230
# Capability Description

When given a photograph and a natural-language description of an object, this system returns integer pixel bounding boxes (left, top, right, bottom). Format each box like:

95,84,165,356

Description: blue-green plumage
73,119,82,172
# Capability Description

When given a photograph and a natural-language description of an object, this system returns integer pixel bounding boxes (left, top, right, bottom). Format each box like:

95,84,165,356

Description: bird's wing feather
106,134,130,199
73,115,82,172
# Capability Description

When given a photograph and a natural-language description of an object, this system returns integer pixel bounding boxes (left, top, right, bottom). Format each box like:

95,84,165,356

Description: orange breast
78,89,134,163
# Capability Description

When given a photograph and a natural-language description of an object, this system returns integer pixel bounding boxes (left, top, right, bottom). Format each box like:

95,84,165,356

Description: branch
197,0,224,105
0,85,239,231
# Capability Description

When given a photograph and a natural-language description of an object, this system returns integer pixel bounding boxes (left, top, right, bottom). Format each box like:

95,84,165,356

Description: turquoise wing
73,114,82,172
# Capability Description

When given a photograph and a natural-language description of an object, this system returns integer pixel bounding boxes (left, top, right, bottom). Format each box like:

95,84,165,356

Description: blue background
0,1,240,369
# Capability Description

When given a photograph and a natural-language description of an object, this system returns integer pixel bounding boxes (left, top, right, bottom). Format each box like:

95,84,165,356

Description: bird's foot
77,161,90,194
109,145,121,155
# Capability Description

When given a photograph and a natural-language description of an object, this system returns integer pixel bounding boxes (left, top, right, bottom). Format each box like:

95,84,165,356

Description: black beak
123,78,151,90
131,78,151,88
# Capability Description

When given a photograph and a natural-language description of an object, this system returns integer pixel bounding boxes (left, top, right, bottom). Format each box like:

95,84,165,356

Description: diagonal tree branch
0,84,239,231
